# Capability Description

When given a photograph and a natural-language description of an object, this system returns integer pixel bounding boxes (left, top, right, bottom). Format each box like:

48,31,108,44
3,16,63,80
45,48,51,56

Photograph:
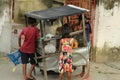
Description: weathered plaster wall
0,1,12,55
14,0,47,23
94,1,120,62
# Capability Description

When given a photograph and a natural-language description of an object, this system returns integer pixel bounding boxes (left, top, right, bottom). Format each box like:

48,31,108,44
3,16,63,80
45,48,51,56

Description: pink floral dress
58,38,73,73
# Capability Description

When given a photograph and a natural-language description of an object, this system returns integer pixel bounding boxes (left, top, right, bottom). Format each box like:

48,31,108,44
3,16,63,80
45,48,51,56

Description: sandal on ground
26,76,36,80
75,73,84,77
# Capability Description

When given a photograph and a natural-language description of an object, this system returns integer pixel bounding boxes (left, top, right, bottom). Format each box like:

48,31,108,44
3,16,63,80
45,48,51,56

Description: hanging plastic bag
44,43,56,53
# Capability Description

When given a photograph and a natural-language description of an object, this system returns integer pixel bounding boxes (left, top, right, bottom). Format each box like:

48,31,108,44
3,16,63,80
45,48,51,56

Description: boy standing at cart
18,17,40,80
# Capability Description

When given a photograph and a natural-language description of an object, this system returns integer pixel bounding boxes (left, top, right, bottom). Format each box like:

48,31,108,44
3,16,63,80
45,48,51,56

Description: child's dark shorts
20,51,36,65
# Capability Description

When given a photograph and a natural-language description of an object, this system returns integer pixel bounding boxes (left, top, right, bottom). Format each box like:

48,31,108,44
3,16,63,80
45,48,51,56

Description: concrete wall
94,1,120,62
11,24,24,51
14,0,47,23
0,3,12,55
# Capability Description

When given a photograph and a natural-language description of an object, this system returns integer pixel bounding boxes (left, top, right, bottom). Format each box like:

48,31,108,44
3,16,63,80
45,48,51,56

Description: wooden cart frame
25,5,90,80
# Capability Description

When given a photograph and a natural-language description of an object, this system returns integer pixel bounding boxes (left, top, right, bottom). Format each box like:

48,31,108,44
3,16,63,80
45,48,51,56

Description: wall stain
41,0,54,8
0,0,4,15
97,0,120,10
109,47,120,61
92,42,120,62
0,0,10,16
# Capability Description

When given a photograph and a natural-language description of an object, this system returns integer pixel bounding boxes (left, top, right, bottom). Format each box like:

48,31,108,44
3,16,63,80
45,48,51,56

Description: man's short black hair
27,17,36,25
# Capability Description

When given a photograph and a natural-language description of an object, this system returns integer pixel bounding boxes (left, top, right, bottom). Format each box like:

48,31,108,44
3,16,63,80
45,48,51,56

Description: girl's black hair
61,23,70,37
61,23,71,38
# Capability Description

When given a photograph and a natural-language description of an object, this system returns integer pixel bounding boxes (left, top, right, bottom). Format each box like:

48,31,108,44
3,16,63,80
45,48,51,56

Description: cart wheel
72,52,90,80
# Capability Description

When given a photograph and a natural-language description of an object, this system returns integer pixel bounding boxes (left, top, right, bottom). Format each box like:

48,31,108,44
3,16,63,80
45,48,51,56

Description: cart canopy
25,5,89,20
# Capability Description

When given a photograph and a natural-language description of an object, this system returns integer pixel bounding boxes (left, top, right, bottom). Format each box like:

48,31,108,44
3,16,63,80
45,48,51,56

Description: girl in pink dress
58,32,74,80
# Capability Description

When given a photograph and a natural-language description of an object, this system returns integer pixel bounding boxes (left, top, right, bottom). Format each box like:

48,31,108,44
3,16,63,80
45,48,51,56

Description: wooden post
94,0,96,9
12,0,15,19
88,0,91,17
40,20,48,80
82,13,87,46
39,20,43,37
60,17,64,26
25,15,28,26
66,16,69,23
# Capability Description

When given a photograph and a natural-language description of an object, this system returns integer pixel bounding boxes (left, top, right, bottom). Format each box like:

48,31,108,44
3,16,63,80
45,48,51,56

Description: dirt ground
0,56,120,80
90,61,120,80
